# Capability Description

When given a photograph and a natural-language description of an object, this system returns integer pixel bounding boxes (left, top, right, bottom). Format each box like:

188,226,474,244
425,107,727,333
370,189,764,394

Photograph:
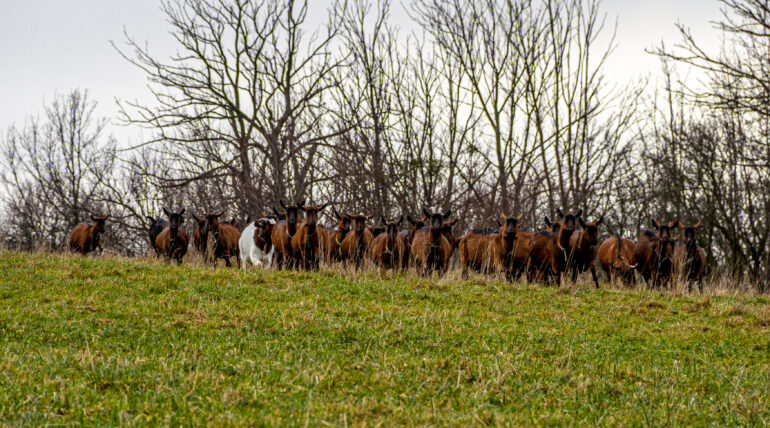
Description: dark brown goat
568,215,603,288
370,225,386,238
410,210,453,275
291,203,328,270
370,216,406,271
674,221,707,292
147,215,167,255
69,215,108,255
155,208,189,264
192,214,207,257
441,219,459,260
340,213,374,269
202,211,241,268
271,200,304,269
634,220,680,288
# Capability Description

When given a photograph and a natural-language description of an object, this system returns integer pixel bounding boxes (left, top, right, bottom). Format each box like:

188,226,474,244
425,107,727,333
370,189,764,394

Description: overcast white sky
0,0,724,143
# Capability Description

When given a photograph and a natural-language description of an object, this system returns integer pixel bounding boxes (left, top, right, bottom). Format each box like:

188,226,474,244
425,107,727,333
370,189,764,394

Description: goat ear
449,219,458,226
272,207,281,216
163,207,170,216
333,209,340,219
91,215,98,222
297,199,306,207
578,217,587,228
595,215,603,226
279,200,287,209
576,209,583,218
671,234,680,242
556,208,564,219
694,220,701,229
407,215,415,225
367,215,374,220
497,220,502,227
179,208,185,217
398,216,404,225
653,219,661,228
215,211,224,218
517,213,523,221
678,221,685,229
501,213,507,221
669,220,678,229
544,216,551,226
146,216,155,223
443,210,452,219
319,203,329,212
381,215,387,225
193,214,203,223
423,209,431,218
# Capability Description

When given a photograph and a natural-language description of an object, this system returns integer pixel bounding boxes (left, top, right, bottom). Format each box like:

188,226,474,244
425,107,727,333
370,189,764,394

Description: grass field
0,251,768,426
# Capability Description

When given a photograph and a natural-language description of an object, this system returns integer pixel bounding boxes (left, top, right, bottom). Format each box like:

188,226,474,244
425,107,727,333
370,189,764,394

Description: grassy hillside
0,251,768,425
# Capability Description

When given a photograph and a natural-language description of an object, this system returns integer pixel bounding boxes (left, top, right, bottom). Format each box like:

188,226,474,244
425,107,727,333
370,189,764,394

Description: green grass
0,251,768,426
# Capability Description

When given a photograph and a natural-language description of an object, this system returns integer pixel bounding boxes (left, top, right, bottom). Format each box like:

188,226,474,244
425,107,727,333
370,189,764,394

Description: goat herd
67,201,708,292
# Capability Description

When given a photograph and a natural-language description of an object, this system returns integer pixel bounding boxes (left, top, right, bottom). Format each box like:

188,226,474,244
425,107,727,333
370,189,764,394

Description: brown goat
568,215,603,288
634,220,680,288
459,227,497,276
485,214,525,280
155,208,189,264
271,200,304,269
410,210,453,275
598,235,637,284
202,212,241,268
69,215,108,255
551,209,582,283
291,203,328,270
320,209,352,264
398,216,426,269
458,214,529,280
370,216,406,271
674,221,707,292
526,216,561,283
340,213,374,269
527,213,574,284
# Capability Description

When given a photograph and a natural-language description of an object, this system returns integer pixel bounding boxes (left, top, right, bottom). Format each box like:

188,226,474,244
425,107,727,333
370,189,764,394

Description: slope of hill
0,252,768,425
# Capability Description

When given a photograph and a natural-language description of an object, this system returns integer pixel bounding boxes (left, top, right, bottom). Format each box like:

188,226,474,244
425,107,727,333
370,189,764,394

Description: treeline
1,0,768,290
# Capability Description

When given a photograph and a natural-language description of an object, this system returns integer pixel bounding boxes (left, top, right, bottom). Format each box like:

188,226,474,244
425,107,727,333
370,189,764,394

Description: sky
0,0,725,143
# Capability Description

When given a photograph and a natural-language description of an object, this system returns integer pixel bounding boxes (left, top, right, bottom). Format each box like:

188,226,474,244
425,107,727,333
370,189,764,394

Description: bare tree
116,0,348,216
1,90,116,250
651,0,770,289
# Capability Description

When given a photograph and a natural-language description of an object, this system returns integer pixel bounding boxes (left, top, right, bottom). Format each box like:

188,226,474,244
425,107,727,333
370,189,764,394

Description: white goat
239,218,276,269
